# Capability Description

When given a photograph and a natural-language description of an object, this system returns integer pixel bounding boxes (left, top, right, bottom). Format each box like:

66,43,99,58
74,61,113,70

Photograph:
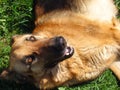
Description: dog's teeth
66,49,69,53
70,48,73,54
66,52,69,55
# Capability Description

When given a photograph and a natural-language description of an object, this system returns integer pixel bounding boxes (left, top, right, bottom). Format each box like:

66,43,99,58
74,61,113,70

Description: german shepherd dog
1,0,120,89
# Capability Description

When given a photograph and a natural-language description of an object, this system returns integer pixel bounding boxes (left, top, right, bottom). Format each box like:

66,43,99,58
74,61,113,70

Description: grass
0,0,34,71
0,0,120,90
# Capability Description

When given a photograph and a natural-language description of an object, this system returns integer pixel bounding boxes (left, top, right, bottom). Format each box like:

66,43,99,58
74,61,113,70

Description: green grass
0,0,34,71
0,0,120,90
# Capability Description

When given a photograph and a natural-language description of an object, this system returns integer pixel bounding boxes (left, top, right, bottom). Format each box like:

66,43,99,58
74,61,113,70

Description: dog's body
1,0,120,90
8,12,120,89
34,0,117,23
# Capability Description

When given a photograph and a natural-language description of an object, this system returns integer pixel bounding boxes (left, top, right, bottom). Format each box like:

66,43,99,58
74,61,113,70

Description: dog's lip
63,46,74,58
45,46,74,68
54,45,74,62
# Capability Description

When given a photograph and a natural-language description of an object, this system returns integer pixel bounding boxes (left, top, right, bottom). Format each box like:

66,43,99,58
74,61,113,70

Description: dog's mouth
23,46,74,69
45,45,74,68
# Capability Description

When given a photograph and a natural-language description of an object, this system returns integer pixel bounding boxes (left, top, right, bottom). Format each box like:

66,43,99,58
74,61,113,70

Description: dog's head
0,34,74,81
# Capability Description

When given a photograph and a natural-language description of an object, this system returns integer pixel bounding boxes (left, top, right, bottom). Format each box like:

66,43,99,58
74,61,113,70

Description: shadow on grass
0,79,39,90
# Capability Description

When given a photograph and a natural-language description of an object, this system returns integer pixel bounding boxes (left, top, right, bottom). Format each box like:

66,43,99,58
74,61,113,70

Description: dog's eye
26,55,36,64
22,55,36,65
26,36,36,41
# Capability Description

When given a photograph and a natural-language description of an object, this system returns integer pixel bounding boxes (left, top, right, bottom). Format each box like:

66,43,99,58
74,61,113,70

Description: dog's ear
0,69,11,80
0,69,19,80
10,35,19,46
0,69,28,83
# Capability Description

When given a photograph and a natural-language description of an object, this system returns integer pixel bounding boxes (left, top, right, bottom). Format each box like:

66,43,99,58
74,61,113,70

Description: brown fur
1,0,120,90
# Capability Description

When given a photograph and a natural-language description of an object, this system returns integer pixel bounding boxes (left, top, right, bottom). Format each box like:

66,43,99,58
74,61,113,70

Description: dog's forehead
23,34,44,38
11,34,49,55
21,34,43,40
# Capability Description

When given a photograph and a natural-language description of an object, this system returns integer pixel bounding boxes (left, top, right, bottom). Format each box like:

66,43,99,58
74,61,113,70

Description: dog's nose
53,36,67,51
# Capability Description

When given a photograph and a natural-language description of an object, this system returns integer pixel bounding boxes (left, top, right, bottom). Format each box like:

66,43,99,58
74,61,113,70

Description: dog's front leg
109,61,120,80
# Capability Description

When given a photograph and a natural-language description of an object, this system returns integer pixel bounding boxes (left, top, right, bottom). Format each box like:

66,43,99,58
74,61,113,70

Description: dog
1,0,120,90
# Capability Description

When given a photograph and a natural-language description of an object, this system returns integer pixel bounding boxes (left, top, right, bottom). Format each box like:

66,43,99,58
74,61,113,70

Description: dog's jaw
45,46,74,68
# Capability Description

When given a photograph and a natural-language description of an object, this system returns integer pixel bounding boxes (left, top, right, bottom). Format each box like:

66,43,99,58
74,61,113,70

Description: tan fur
1,0,120,90
79,0,117,21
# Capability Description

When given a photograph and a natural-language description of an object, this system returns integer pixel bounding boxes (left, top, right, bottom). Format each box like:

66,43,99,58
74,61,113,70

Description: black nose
53,36,67,51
